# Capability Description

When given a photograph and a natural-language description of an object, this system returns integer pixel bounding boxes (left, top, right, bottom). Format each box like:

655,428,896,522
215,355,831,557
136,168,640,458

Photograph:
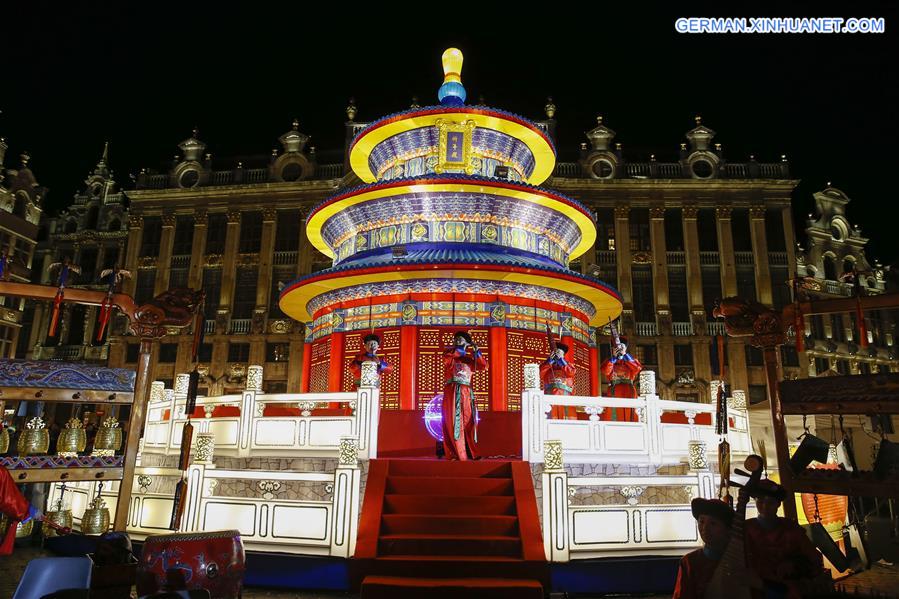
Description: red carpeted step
365,555,546,581
377,534,522,557
385,475,514,496
386,459,512,478
381,514,519,536
382,494,516,515
360,575,542,599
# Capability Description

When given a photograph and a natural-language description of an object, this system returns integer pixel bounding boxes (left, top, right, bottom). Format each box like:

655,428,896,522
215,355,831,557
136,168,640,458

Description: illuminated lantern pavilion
280,49,622,411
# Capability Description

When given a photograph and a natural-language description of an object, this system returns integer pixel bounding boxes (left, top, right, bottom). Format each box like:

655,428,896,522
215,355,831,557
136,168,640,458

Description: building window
749,385,768,405
879,364,892,374
745,345,764,367
202,268,222,319
80,248,97,283
701,266,723,318
858,361,871,375
669,267,689,322
169,269,188,289
697,210,718,251
781,345,799,367
770,267,791,310
595,209,615,252
264,381,288,394
173,216,195,255
140,217,162,257
239,212,263,253
266,343,289,362
629,208,651,252
632,265,655,323
765,210,787,251
275,210,300,252
135,270,156,305
270,269,292,316
232,268,258,319
823,255,838,281
674,344,693,366
814,357,830,375
664,209,684,251
831,314,846,343
836,360,849,375
206,213,228,254
635,343,658,367
736,267,757,302
228,342,250,363
103,246,120,270
126,344,140,363
731,209,753,251
158,344,178,363
197,343,213,363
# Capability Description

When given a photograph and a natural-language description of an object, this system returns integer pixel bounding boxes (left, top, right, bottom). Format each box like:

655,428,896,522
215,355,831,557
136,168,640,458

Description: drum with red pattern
137,529,245,599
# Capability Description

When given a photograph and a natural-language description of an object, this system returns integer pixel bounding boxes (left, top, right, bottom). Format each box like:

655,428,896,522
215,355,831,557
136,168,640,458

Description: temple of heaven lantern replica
279,48,622,412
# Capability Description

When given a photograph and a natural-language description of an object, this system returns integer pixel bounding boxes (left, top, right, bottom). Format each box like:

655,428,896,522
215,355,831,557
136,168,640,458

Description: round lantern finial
438,48,466,106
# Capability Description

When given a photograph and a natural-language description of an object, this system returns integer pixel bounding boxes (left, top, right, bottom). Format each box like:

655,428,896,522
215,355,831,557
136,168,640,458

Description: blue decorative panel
0,360,135,392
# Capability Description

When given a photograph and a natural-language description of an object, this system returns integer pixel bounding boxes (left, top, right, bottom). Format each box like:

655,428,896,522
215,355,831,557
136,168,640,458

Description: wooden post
759,341,797,521
114,336,153,529
488,327,508,411
399,326,417,410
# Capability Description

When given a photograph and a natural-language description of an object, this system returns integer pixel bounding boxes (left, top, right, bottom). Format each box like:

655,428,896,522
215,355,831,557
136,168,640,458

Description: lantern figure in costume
442,331,488,460
348,333,393,389
541,341,576,419
600,335,642,421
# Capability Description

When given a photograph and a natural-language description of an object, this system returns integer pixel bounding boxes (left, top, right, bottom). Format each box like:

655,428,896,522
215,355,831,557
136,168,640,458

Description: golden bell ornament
17,417,50,455
15,518,34,539
57,418,87,456
43,509,73,538
0,427,9,454
93,417,122,454
80,496,110,535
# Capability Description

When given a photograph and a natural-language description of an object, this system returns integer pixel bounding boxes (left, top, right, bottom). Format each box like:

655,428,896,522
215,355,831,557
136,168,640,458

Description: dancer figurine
541,339,576,419
442,331,488,460
349,333,392,388
600,335,642,421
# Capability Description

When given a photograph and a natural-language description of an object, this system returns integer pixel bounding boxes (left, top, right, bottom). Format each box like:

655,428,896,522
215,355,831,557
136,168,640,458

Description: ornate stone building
26,144,129,362
0,137,43,357
28,105,899,404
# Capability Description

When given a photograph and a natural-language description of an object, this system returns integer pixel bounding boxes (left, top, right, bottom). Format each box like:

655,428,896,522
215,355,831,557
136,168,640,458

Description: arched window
842,257,855,275
107,218,121,232
64,219,78,234
14,193,29,218
823,255,838,281
86,205,100,230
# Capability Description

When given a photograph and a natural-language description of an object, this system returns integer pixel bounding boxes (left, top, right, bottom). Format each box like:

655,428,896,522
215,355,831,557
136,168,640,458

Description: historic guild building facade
23,107,898,405
1,137,43,358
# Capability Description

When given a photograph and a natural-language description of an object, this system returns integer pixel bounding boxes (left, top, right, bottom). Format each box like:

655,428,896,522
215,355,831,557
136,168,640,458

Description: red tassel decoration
96,300,111,341
48,293,63,337
191,310,205,362
856,298,868,348
795,307,805,353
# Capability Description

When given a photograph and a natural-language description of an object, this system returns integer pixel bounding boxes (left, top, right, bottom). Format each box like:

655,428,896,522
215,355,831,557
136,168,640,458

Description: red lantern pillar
589,342,599,396
489,326,508,411
399,326,417,410
329,332,346,392
301,341,312,392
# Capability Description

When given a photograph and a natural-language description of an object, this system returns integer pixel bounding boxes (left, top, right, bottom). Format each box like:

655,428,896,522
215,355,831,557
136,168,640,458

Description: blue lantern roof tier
304,176,596,269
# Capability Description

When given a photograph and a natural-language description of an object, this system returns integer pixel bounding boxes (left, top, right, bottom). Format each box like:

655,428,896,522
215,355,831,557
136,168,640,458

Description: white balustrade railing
542,459,727,561
672,321,694,336
52,453,361,557
522,374,751,466
142,379,381,460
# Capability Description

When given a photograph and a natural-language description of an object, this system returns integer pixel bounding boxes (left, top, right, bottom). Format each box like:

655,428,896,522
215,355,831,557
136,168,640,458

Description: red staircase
354,459,547,598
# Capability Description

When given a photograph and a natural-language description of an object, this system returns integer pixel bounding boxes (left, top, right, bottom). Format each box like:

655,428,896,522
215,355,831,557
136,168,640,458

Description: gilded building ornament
543,439,564,472
237,253,260,266
682,204,699,219
138,257,158,269
204,254,223,267
614,205,630,219
262,207,277,222
226,210,242,224
715,206,732,219
749,206,766,220
128,214,144,229
268,319,290,334
650,206,666,219
194,209,208,225
632,251,652,265
161,214,177,227
435,119,476,175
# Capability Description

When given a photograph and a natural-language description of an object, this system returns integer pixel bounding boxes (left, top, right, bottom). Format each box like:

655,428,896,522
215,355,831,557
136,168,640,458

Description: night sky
3,4,897,262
